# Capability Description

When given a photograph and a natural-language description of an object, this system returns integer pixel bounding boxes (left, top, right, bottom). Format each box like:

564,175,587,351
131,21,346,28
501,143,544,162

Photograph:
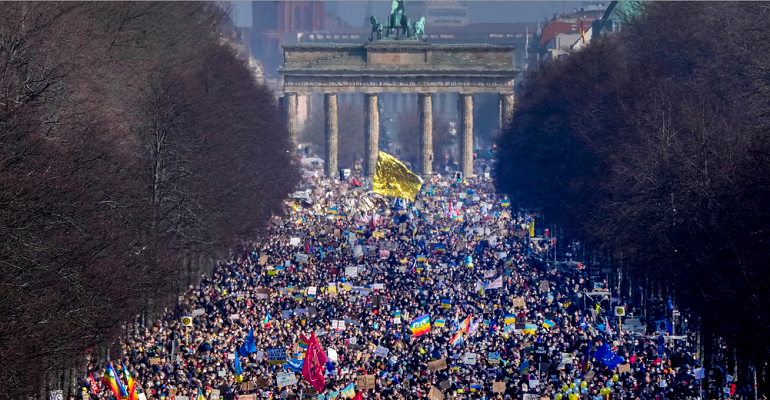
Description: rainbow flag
460,315,472,333
410,314,431,337
450,331,464,347
121,362,138,400
298,334,309,349
263,311,272,328
102,363,128,399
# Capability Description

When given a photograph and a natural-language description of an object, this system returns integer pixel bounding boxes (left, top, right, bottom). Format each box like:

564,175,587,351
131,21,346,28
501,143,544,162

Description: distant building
538,20,594,61
531,2,611,62
410,1,470,27
250,1,326,82
592,1,648,35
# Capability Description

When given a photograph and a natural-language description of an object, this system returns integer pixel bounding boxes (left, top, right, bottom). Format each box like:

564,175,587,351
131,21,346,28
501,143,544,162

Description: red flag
302,332,327,392
352,391,364,400
89,373,100,393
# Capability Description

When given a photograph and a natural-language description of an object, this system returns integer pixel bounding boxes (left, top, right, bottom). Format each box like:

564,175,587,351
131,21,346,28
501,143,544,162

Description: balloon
612,374,620,382
581,387,588,394
555,394,563,400
570,383,576,389
581,381,588,388
607,381,614,388
563,385,569,392
569,394,578,400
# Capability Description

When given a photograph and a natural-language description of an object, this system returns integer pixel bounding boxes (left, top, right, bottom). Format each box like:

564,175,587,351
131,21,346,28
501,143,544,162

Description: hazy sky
232,1,588,27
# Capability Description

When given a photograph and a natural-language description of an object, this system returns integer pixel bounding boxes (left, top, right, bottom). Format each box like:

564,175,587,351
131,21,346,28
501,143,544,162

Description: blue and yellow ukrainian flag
233,352,244,383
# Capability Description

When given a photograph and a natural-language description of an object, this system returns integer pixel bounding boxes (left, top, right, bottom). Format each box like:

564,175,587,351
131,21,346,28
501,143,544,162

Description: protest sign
584,370,596,381
210,389,221,400
149,357,161,365
256,288,270,299
258,254,268,265
276,372,298,387
440,380,451,390
192,308,205,317
328,348,339,362
513,297,526,308
492,381,505,393
374,345,389,358
462,353,477,365
428,358,447,371
345,266,359,277
427,386,445,400
356,375,376,390
617,363,632,373
267,347,287,364
240,381,255,392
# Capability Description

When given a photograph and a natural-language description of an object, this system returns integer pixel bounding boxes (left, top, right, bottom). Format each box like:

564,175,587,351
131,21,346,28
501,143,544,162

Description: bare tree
494,1,770,386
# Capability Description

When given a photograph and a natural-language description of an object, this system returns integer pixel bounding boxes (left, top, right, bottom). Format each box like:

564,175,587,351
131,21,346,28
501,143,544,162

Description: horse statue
413,16,426,39
400,14,411,37
369,16,383,40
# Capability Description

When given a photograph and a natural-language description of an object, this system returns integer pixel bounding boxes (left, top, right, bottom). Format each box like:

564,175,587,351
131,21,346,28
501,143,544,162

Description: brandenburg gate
279,3,517,178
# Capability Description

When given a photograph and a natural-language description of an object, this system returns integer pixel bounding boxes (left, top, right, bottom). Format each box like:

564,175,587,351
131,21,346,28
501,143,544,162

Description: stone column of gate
458,93,474,177
499,92,515,134
364,93,380,177
324,93,338,179
418,93,433,175
284,92,299,144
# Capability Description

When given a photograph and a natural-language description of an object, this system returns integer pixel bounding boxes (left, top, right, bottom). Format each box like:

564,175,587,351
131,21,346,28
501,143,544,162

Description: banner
267,347,288,364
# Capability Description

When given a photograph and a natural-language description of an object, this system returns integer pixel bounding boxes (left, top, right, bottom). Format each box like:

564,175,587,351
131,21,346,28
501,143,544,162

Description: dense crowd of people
86,175,710,400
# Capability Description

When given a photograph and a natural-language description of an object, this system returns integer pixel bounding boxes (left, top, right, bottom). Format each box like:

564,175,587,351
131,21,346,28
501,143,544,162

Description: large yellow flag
372,151,423,201
529,217,535,237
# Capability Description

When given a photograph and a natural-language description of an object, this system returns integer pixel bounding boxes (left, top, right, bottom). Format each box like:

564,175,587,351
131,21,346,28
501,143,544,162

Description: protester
87,174,704,400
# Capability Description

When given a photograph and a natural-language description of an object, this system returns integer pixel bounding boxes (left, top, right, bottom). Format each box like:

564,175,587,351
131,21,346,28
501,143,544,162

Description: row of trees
0,2,298,398
495,1,770,385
